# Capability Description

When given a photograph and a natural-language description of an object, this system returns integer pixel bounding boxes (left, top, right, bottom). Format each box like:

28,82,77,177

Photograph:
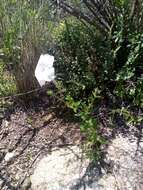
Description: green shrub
54,2,143,159
113,31,143,108
65,89,106,160
54,17,106,99
0,61,16,97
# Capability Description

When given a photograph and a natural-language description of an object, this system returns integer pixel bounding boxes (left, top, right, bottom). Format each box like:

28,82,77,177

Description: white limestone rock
30,132,143,190
30,146,99,190
4,151,15,162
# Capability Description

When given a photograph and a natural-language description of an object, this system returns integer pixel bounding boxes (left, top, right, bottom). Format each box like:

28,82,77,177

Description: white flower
35,54,55,87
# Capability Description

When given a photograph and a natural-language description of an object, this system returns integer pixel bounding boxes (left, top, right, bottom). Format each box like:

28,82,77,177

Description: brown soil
0,97,83,190
0,96,142,190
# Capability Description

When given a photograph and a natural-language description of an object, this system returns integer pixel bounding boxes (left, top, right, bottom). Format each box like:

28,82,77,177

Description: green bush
65,89,106,160
0,62,16,97
54,2,143,159
54,17,106,99
113,29,143,109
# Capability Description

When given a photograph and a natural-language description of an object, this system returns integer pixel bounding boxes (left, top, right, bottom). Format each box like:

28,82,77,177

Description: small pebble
4,152,15,162
4,120,9,127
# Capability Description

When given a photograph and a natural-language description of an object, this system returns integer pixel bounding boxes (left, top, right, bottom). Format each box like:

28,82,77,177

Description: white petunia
35,54,55,87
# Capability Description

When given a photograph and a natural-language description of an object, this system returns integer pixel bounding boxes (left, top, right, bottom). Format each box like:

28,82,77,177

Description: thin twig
113,169,122,190
0,88,41,101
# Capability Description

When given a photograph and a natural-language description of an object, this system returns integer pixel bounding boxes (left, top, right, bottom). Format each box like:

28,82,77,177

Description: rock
4,120,9,127
4,151,15,162
3,120,9,128
21,177,31,190
30,133,143,190
30,146,100,190
106,134,143,190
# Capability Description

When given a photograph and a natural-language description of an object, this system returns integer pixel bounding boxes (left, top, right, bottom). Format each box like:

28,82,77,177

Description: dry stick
0,87,42,101
0,84,55,101
16,149,43,188
0,80,60,101
113,169,122,190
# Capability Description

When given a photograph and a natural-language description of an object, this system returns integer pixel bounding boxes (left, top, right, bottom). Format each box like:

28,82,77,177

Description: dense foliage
54,0,143,158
